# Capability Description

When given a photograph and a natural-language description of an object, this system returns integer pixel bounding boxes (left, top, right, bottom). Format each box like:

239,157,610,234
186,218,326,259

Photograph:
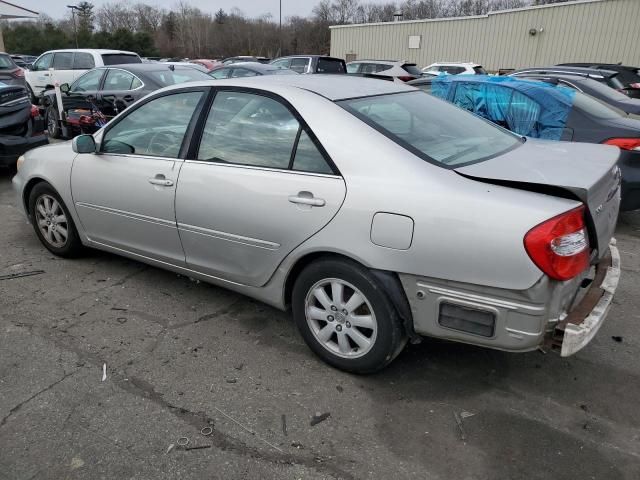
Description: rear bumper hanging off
551,240,621,357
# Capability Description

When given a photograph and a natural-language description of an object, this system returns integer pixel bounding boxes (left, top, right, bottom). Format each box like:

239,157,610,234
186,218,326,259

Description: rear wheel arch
284,251,416,339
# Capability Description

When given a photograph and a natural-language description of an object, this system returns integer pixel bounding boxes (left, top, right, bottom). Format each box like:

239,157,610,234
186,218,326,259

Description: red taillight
12,68,24,78
397,75,415,82
603,138,640,151
30,105,39,118
524,206,590,281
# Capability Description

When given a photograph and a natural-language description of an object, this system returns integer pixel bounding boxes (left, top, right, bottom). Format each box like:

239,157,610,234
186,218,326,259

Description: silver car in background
12,76,621,373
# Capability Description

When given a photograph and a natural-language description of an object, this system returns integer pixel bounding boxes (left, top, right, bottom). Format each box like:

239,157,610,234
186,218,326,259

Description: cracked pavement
2,167,640,479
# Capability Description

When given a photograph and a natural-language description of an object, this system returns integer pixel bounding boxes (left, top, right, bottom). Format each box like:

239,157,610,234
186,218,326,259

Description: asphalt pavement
2,164,640,480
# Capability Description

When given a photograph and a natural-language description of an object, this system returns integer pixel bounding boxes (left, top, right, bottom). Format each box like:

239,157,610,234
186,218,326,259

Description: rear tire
46,106,61,139
292,258,407,374
28,182,83,257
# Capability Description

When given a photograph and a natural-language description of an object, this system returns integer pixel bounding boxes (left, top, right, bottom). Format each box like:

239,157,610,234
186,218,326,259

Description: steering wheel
147,131,177,156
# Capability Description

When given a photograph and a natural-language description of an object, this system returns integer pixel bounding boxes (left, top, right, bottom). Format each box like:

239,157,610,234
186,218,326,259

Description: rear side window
605,76,625,90
209,68,230,79
613,68,640,86
197,91,299,169
402,64,422,76
346,63,360,74
148,69,211,86
572,92,622,119
317,58,345,73
53,52,74,70
230,68,258,78
441,66,465,74
101,54,142,65
73,52,95,70
474,66,487,75
292,131,333,174
104,69,136,90
290,58,309,74
271,58,290,68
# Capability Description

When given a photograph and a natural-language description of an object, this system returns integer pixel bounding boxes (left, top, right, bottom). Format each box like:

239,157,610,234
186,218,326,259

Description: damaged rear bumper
550,242,621,357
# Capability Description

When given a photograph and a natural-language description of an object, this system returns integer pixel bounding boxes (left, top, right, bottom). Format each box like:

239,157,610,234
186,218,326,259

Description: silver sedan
13,76,622,372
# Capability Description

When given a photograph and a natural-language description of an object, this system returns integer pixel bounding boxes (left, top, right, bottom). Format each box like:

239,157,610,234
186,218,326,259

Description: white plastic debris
102,363,107,382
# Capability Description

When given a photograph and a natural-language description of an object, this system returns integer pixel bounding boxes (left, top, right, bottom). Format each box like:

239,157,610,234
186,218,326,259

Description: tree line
2,0,570,59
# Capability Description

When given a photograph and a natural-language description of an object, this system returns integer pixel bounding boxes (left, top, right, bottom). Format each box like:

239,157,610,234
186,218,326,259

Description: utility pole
67,5,79,48
279,0,282,57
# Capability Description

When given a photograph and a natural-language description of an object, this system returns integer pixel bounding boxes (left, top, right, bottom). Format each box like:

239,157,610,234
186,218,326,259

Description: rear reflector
603,138,640,151
524,206,590,281
397,75,415,82
438,303,495,337
12,68,24,78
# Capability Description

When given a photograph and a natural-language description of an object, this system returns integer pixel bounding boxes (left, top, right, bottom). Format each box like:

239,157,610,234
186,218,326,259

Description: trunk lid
455,139,621,260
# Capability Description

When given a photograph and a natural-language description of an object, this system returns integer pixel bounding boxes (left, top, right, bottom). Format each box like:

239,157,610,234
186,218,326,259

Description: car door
99,68,141,117
50,52,75,87
27,53,53,94
71,88,208,265
175,88,346,286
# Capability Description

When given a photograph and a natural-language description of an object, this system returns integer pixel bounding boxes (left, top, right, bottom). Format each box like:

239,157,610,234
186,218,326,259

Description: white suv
26,49,141,99
422,62,487,76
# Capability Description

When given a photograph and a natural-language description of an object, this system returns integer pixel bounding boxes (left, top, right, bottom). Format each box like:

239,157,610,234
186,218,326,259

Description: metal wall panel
329,0,640,71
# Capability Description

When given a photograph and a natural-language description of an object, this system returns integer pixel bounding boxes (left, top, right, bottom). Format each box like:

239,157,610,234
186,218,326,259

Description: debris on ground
291,441,304,449
336,385,344,393
0,269,45,281
214,406,283,452
101,363,107,382
234,363,244,371
611,336,623,343
166,443,175,454
116,317,127,324
310,412,330,426
226,378,237,384
281,414,287,436
460,411,475,419
454,411,467,442
185,445,211,451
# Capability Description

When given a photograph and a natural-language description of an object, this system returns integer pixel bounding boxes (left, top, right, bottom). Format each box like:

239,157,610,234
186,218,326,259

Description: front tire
28,182,83,257
292,258,407,374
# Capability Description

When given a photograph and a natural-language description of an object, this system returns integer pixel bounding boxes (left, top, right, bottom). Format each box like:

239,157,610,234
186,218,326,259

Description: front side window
271,58,290,68
340,91,520,168
104,69,136,90
71,69,104,92
290,58,310,74
197,91,299,169
102,91,204,158
53,52,74,70
32,53,53,71
74,52,95,70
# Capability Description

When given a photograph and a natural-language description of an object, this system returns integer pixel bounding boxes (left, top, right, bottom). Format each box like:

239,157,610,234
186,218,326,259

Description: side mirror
60,83,70,94
72,134,96,154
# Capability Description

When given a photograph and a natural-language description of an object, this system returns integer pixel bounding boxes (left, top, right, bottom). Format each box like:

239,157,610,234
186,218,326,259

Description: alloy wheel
304,278,378,359
35,194,68,248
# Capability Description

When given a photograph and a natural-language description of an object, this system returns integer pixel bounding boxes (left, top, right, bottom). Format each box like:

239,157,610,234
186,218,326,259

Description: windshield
340,91,520,167
102,54,142,65
148,68,212,86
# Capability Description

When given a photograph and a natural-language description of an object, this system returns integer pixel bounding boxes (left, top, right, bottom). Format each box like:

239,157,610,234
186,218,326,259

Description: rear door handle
288,192,325,207
148,174,173,187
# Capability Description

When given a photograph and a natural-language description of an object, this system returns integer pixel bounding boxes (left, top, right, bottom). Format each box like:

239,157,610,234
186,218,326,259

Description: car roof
513,72,596,84
158,74,413,101
349,59,398,64
274,55,340,59
214,61,291,73
428,62,480,66
100,63,204,72
514,66,618,78
41,49,139,55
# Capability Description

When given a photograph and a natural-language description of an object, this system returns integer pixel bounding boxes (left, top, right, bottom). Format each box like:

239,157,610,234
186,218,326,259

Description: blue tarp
431,75,576,141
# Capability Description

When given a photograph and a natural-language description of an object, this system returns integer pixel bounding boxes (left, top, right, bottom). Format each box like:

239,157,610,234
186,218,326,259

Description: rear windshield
402,64,422,76
317,58,345,73
572,92,624,120
340,91,520,168
0,54,15,69
474,66,487,75
102,54,142,65
148,68,212,86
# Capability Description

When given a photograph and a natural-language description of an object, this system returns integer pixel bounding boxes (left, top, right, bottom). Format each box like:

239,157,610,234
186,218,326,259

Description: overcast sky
15,0,334,21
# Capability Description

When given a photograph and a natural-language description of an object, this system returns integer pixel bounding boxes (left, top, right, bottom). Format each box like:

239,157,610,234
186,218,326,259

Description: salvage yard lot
1,169,640,480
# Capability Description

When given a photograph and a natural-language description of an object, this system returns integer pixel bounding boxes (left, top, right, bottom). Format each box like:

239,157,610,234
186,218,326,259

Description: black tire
28,182,83,257
46,106,61,139
292,258,407,374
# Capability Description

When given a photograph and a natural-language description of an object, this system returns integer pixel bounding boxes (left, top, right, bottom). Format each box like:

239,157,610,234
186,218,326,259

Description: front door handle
148,174,174,187
288,191,325,207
